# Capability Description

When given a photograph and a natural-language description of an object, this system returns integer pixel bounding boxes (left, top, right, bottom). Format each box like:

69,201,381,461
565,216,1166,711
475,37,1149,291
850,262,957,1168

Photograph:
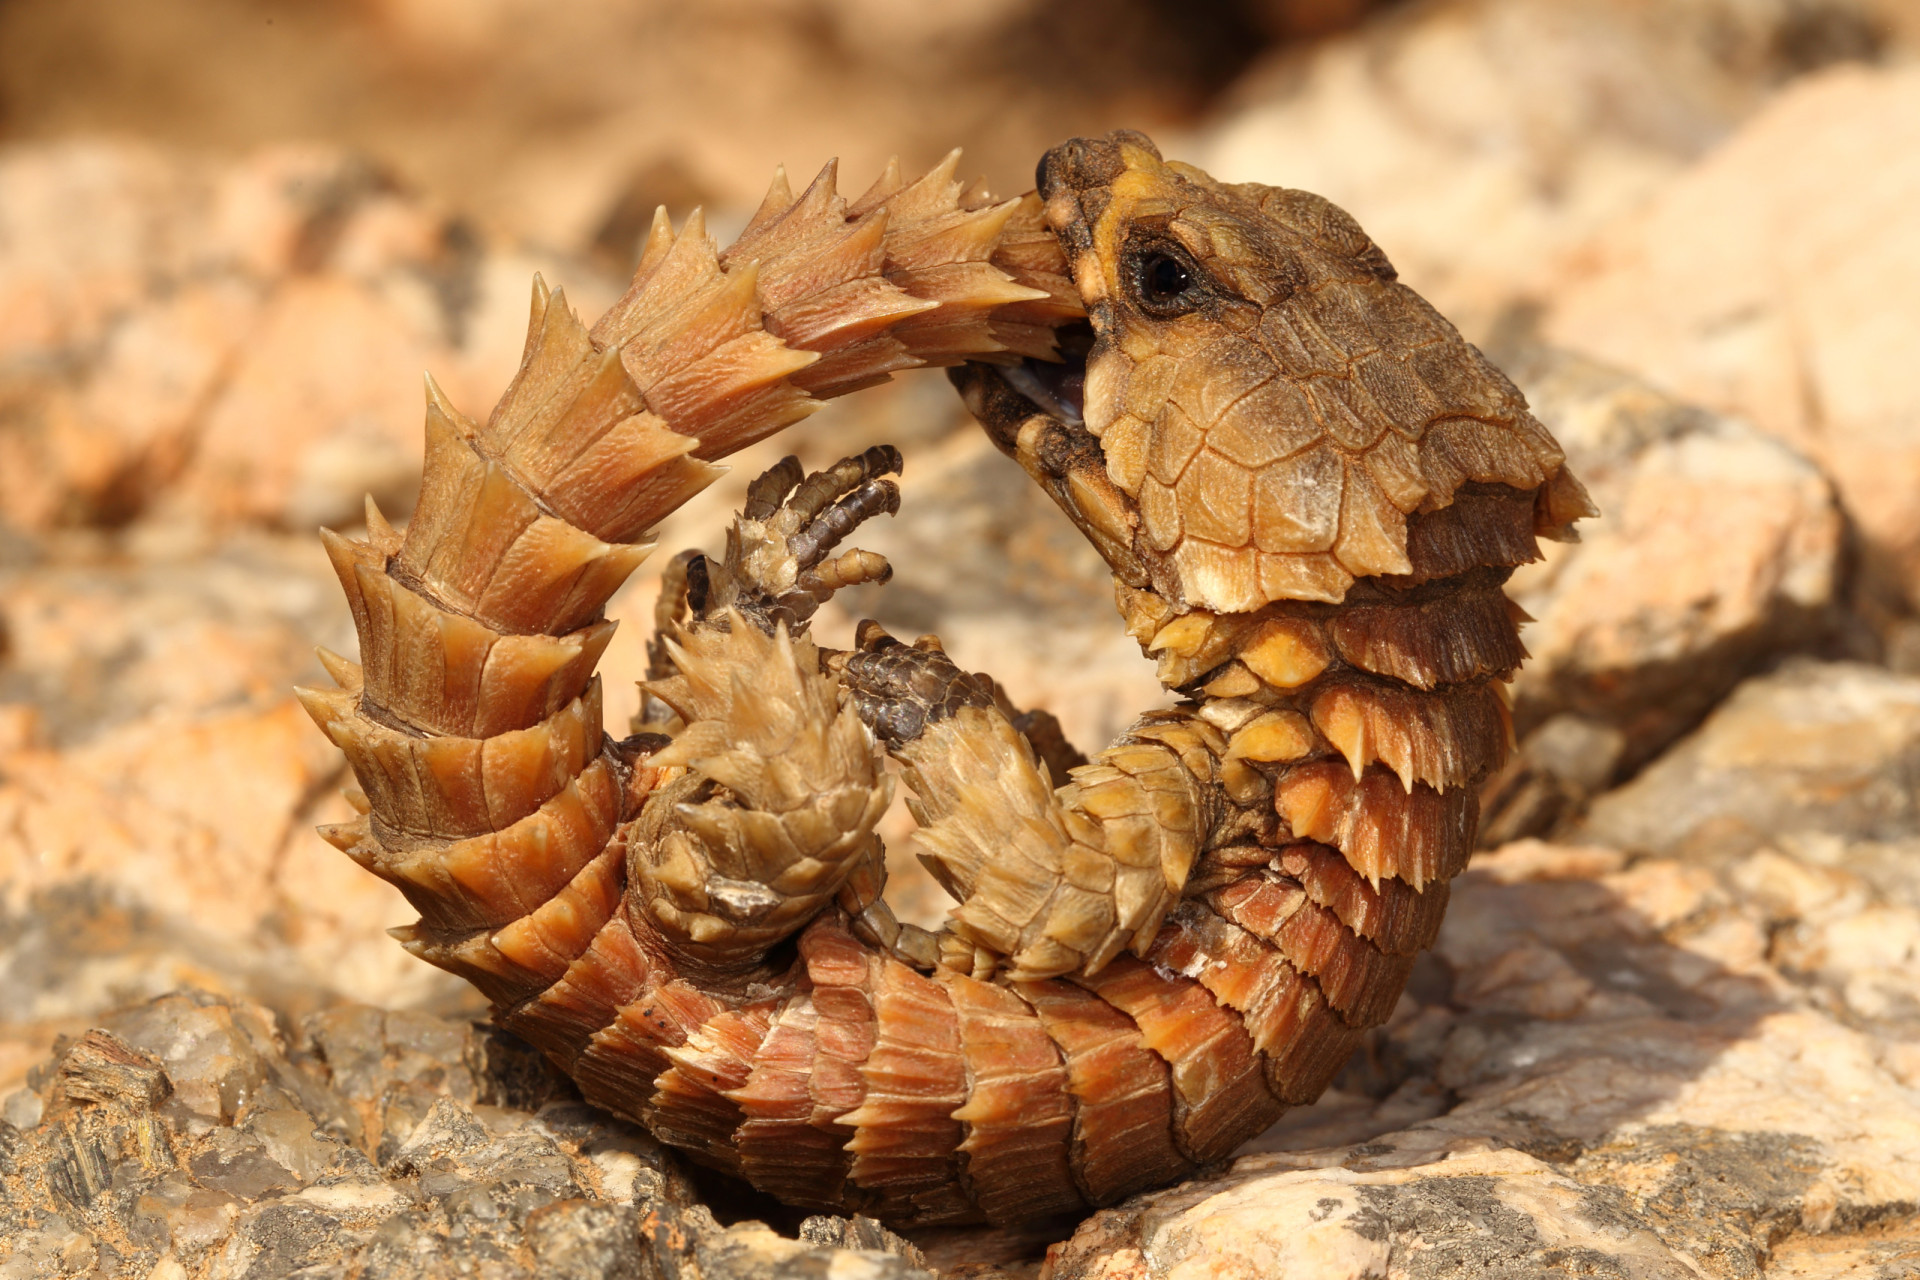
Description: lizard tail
296,153,1071,1079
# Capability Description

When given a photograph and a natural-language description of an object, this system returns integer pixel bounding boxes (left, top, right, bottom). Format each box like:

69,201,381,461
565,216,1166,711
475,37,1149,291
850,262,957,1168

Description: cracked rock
0,994,938,1280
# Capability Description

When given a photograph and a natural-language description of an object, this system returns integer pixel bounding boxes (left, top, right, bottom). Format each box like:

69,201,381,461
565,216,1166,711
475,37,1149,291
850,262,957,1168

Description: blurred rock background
3,1,1920,1276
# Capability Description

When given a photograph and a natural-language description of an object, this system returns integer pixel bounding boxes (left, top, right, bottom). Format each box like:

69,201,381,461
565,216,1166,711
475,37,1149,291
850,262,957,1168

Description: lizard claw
714,447,903,632
838,621,996,746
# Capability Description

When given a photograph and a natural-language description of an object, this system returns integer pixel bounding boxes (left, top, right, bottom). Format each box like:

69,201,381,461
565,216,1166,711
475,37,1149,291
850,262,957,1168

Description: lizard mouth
996,322,1092,427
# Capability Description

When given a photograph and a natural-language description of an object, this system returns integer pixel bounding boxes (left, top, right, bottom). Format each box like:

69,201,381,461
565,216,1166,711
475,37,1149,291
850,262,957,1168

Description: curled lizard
302,130,1593,1224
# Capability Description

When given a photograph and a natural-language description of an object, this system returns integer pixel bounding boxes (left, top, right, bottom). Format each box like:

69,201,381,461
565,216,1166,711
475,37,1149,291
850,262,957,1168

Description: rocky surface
1504,349,1847,752
1190,0,1917,340
0,141,618,535
1477,348,1854,843
1580,660,1920,865
1543,65,1920,615
0,992,938,1280
0,529,473,1074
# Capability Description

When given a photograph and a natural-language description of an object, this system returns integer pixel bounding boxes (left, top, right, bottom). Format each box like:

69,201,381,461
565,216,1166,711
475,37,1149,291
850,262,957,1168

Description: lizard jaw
991,321,1093,429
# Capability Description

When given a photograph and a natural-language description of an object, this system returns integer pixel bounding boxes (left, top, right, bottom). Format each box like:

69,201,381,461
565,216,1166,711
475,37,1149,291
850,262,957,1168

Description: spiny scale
303,134,1590,1225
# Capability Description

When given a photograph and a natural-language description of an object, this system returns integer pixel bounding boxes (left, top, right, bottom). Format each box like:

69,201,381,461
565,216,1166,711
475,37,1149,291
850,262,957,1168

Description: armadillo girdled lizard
301,130,1593,1225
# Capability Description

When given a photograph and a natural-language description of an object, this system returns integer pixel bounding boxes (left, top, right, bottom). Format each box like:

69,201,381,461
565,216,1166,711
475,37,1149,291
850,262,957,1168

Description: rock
0,529,475,1090
1477,712,1628,848
0,991,935,1280
1579,660,1920,862
0,140,617,533
50,1030,172,1111
1050,1142,1700,1279
0,530,353,747
1191,0,1908,339
0,694,450,1020
1543,65,1920,611
1049,837,1920,1278
1477,348,1849,841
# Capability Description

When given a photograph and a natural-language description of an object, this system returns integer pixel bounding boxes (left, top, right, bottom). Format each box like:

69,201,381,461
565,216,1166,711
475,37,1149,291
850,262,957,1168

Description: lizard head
953,130,1592,616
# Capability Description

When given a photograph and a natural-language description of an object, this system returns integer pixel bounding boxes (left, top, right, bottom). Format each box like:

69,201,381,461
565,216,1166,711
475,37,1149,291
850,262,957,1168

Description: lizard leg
836,622,1221,982
629,452,908,978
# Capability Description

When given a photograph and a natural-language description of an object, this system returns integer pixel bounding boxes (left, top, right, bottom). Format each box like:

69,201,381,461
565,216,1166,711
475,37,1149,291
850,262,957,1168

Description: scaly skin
305,132,1592,1225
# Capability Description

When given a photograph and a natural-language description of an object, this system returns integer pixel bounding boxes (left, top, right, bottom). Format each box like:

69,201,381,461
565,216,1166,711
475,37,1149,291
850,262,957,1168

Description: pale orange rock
1190,0,1908,339
1501,348,1844,772
1580,659,1920,861
0,700,450,1012
0,141,209,359
177,276,445,528
1543,65,1920,600
0,139,615,533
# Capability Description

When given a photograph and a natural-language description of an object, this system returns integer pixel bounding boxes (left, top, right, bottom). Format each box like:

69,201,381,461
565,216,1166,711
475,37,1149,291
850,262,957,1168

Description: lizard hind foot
839,621,997,747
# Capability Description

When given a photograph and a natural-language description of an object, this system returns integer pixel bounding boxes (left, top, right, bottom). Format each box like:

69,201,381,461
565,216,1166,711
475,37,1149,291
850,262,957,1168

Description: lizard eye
1131,250,1201,316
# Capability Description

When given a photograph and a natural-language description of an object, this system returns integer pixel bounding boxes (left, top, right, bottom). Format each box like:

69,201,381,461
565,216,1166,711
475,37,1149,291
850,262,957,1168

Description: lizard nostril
1043,137,1124,195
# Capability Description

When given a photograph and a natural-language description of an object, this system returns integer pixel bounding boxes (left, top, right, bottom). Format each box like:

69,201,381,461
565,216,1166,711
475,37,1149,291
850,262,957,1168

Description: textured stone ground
0,992,938,1279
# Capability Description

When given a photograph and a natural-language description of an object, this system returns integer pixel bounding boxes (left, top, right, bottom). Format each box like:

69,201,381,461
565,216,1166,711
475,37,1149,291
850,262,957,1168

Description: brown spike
651,1002,778,1174
365,759,621,931
317,816,369,853
363,494,399,547
523,274,551,366
739,163,798,241
1310,679,1510,792
490,841,629,983
731,993,859,1210
1273,762,1476,891
1326,584,1528,690
572,973,726,1125
941,971,1082,1223
497,911,655,1072
1150,902,1361,1104
1274,844,1451,956
1017,978,1191,1206
636,206,676,281
1402,482,1542,580
1537,463,1599,540
840,959,967,1201
1072,956,1281,1164
314,647,362,692
591,206,718,352
849,155,905,217
306,679,603,842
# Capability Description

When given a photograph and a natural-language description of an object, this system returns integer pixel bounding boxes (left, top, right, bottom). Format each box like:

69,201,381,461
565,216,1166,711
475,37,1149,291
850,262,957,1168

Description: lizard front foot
712,445,903,633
